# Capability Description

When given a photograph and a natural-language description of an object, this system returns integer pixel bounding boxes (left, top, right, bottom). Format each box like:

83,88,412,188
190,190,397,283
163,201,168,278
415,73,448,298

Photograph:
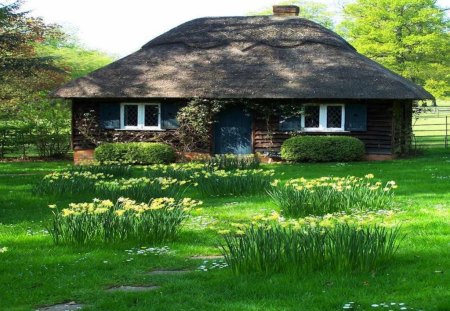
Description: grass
0,150,449,310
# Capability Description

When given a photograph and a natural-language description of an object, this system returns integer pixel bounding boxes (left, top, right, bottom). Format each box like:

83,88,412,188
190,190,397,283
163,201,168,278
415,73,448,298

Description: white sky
23,0,450,57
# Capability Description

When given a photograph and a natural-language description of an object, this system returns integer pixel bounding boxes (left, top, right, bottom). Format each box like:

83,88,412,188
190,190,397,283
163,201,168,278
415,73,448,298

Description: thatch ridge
53,16,434,100
143,16,356,51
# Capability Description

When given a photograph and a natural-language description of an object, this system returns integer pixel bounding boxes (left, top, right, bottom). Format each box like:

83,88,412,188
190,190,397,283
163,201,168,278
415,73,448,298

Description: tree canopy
0,0,114,158
0,0,113,117
339,0,450,98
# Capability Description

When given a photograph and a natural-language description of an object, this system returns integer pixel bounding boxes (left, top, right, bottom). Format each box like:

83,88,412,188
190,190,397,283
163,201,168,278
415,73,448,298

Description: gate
413,107,449,148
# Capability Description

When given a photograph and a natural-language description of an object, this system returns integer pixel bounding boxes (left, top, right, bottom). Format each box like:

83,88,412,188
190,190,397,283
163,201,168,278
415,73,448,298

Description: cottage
53,5,434,163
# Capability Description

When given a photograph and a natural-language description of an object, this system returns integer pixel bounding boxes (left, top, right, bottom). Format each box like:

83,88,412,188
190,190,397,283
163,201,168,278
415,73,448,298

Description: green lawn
0,151,449,311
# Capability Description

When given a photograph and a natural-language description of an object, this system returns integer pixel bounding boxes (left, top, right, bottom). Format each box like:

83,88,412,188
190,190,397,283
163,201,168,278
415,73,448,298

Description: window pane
327,106,342,128
144,105,159,127
304,106,320,128
124,105,138,126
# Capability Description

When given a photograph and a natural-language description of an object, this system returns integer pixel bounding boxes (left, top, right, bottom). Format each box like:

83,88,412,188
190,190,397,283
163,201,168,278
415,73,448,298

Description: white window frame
301,104,345,132
120,103,161,130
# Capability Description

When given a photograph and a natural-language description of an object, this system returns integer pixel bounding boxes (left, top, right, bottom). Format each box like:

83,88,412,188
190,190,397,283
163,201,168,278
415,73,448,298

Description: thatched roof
53,16,433,100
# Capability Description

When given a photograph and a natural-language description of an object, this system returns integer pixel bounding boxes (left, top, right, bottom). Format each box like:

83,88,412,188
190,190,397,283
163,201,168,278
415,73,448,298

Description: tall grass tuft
48,197,201,245
68,163,133,177
205,154,260,170
94,177,190,202
34,171,113,195
196,169,275,197
143,162,205,180
268,175,396,217
220,221,402,275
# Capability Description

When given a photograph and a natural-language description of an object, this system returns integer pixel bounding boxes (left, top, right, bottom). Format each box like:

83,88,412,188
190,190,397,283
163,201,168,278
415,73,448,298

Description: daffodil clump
48,197,202,245
217,209,398,235
144,162,206,180
34,171,114,195
268,174,397,217
69,162,133,177
219,210,402,275
194,169,276,197
143,154,260,180
205,154,260,170
95,176,191,201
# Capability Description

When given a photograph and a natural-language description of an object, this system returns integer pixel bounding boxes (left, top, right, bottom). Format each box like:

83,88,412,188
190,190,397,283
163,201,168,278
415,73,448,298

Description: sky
22,0,450,57
21,0,345,56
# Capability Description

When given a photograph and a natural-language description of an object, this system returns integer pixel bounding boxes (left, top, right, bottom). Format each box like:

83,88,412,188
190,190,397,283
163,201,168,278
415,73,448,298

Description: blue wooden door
214,107,252,154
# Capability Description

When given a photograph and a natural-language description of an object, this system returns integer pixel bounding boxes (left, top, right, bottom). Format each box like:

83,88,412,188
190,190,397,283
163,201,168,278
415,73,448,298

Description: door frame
212,106,254,155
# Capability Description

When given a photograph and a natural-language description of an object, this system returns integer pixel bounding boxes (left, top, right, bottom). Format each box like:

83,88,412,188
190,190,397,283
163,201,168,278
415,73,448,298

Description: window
120,103,161,130
301,104,345,131
304,106,320,128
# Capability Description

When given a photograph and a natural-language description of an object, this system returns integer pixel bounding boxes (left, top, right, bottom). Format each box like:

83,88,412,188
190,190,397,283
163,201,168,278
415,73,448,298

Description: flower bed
48,197,202,245
34,171,113,195
268,175,396,217
195,169,275,197
220,211,402,274
95,177,191,201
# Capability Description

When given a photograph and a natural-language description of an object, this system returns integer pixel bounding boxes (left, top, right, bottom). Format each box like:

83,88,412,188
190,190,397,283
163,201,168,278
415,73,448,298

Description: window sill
115,128,166,131
302,129,350,133
280,130,350,133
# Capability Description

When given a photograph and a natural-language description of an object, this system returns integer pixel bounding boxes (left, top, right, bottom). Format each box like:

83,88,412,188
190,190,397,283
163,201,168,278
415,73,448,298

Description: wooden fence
412,107,449,148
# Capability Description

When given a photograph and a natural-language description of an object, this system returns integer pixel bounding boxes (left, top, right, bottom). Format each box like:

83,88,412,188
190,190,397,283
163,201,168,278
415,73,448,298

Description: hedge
95,142,176,164
281,136,365,162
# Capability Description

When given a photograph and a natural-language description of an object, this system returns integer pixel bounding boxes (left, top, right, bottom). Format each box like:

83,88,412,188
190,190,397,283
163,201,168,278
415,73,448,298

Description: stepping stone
106,285,160,292
36,302,83,311
148,269,191,275
189,255,224,260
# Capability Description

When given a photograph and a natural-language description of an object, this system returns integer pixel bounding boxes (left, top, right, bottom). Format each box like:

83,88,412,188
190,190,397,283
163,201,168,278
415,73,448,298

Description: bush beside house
95,142,175,164
281,136,365,162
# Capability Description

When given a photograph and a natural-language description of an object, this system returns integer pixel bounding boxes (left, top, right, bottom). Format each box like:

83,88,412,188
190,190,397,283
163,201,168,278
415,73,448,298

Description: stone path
36,254,226,309
36,302,83,311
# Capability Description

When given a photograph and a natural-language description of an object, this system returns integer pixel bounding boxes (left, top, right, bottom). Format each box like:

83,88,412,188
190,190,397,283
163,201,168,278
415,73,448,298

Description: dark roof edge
355,53,434,100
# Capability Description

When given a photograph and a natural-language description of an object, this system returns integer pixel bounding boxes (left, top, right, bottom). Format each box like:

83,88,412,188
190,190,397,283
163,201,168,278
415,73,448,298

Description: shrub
94,143,128,163
220,216,402,274
95,142,175,165
95,177,190,202
268,175,396,217
48,197,202,244
281,136,365,162
205,154,260,170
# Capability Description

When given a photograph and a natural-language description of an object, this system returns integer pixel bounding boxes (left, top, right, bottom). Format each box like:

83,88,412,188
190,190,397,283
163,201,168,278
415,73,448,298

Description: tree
251,0,335,29
0,0,66,117
36,31,113,79
339,0,450,98
0,1,113,117
0,1,113,157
